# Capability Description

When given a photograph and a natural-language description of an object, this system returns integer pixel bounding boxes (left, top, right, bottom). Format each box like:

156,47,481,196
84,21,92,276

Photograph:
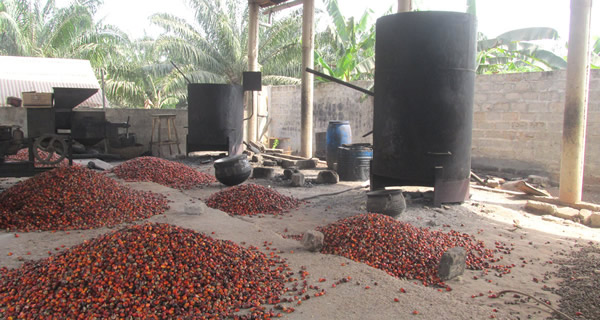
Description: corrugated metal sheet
0,56,109,108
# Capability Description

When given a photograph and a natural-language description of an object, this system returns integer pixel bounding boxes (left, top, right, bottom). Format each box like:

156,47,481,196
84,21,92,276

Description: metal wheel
33,134,68,165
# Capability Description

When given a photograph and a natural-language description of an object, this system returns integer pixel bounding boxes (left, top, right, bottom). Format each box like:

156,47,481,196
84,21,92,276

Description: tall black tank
187,84,244,155
372,11,477,206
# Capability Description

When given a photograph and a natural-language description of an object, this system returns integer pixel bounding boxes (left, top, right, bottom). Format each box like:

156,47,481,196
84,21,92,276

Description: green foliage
314,0,377,82
591,37,600,69
476,27,567,74
0,0,125,64
149,0,302,87
101,38,185,109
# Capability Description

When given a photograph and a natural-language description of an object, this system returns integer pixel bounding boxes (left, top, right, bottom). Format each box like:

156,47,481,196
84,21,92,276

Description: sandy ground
1,159,599,320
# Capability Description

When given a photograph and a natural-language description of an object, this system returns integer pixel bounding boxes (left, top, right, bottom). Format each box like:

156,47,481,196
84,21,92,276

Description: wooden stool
150,114,181,156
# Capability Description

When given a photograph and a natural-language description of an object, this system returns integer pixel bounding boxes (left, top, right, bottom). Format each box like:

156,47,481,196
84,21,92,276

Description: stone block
281,159,296,169
301,230,324,252
184,202,207,215
316,170,339,184
524,201,557,216
283,167,299,180
263,160,277,167
438,247,466,281
252,167,275,179
527,175,550,187
251,154,262,163
590,212,600,228
296,159,318,169
291,173,305,187
554,207,580,221
579,209,593,225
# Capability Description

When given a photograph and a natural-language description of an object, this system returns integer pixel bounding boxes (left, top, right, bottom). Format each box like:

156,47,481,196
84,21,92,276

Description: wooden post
559,0,592,204
300,0,315,158
247,0,260,142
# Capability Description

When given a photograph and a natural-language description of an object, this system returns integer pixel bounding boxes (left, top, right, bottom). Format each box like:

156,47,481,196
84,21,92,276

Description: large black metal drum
187,84,244,155
372,12,477,205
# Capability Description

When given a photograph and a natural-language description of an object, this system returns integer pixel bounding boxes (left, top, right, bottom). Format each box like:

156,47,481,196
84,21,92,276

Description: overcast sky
56,0,599,41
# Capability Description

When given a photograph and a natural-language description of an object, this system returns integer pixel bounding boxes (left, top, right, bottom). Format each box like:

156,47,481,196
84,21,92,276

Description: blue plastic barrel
337,144,373,181
326,121,352,169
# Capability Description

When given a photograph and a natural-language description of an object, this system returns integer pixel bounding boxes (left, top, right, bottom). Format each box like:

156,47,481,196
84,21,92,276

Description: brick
510,103,528,112
501,112,519,121
547,102,564,112
514,82,531,91
519,112,537,121
474,94,488,104
528,122,547,130
522,92,539,101
485,112,505,121
505,92,522,101
511,122,528,130
473,112,486,122
527,102,548,112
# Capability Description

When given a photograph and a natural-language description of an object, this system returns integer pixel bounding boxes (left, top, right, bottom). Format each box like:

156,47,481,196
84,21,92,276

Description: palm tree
101,37,184,109
149,0,303,86
0,0,125,65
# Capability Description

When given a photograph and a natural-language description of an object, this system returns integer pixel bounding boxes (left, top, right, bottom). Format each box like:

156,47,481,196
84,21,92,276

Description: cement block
184,202,207,215
579,209,593,225
524,201,557,216
252,167,275,179
316,170,339,184
554,207,580,221
438,247,466,281
590,212,600,228
263,160,277,167
301,230,324,252
283,167,299,180
291,173,305,187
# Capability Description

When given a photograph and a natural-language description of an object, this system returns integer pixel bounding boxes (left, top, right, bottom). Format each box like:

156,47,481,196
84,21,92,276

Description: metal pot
213,154,252,186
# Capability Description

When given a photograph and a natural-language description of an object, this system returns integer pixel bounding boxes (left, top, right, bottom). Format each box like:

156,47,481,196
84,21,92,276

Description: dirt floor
1,156,599,320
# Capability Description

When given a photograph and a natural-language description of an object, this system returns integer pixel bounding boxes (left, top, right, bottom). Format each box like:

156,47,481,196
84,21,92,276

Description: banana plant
476,27,567,73
314,0,376,82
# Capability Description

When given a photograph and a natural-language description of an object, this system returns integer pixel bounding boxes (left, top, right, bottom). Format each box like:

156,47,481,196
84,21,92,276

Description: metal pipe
306,68,374,96
247,1,260,142
170,61,192,84
300,0,315,158
559,0,593,204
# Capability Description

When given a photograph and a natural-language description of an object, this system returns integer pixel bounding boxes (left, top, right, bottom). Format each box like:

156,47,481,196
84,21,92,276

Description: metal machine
1,87,132,176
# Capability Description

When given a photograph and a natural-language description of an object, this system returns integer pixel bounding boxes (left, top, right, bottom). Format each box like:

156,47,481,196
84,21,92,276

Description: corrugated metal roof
255,0,291,8
0,56,109,108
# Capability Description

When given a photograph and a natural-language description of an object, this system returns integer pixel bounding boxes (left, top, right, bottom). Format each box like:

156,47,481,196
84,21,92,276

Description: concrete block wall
269,81,374,155
471,70,600,187
105,109,188,155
